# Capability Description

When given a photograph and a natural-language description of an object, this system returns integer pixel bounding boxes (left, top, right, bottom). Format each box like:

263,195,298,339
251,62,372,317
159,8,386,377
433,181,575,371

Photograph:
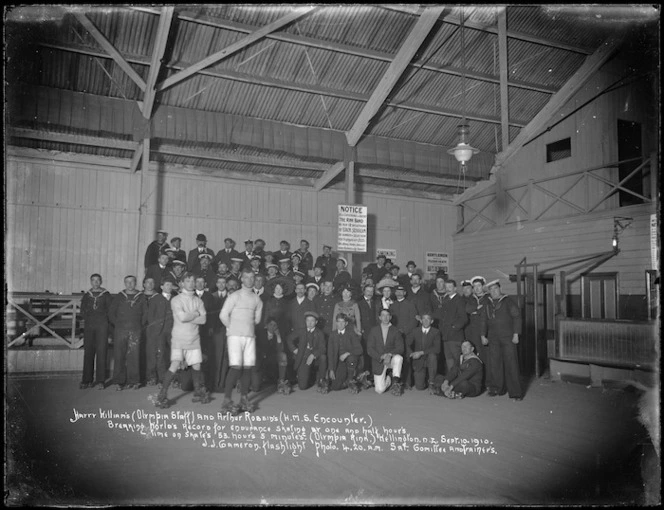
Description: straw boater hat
306,282,320,292
376,277,397,290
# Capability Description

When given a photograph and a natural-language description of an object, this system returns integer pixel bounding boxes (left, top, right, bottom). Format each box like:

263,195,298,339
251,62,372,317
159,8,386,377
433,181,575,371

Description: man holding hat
188,234,214,274
214,238,240,272
170,237,187,265
241,239,254,269
294,240,314,276
327,313,364,393
480,279,523,401
315,245,337,281
144,230,170,270
287,310,328,391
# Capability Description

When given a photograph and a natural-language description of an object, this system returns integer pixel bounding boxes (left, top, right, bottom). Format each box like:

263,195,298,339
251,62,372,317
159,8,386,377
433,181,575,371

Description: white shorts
171,348,203,366
227,335,256,367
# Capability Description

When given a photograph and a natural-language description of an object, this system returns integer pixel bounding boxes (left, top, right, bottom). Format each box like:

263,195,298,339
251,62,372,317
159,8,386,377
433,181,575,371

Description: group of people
79,230,524,417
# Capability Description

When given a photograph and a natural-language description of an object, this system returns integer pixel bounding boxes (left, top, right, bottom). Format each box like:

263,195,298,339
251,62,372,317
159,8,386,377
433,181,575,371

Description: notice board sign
425,251,449,279
651,213,658,270
376,248,397,262
338,205,368,253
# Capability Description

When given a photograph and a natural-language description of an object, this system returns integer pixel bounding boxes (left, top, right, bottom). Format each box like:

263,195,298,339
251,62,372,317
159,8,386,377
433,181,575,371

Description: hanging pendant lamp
447,7,479,168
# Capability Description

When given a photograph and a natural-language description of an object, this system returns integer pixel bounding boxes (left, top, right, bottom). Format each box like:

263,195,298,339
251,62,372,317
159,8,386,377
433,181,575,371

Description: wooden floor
5,374,652,505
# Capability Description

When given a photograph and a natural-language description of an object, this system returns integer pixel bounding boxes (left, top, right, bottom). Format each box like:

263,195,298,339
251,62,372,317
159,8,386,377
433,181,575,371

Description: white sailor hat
470,275,486,285
486,279,501,288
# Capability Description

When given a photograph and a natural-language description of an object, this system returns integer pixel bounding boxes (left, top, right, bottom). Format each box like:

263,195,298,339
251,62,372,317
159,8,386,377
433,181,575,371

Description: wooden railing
555,317,657,370
457,154,655,233
6,292,84,349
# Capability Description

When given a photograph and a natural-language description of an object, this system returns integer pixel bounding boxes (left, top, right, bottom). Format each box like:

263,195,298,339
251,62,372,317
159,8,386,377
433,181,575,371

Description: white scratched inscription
69,408,498,457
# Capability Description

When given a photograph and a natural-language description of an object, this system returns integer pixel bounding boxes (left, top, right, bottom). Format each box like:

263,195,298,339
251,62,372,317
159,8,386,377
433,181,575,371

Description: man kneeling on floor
367,308,405,395
155,273,210,408
437,340,484,399
327,313,364,393
287,311,327,393
405,312,441,395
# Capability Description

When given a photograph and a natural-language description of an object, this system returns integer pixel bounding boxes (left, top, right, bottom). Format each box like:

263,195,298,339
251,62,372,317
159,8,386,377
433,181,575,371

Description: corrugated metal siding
6,154,457,294
453,204,654,297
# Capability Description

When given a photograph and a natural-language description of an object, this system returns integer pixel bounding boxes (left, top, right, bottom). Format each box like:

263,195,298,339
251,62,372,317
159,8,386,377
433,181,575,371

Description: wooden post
650,151,658,210
136,137,151,276
345,153,355,277
497,8,510,151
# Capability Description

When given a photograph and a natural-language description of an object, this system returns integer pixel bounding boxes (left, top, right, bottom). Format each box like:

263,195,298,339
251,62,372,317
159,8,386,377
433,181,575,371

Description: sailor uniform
80,288,113,386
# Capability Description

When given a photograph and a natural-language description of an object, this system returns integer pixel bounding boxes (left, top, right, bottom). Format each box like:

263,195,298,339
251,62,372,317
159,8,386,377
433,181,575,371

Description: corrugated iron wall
6,153,457,294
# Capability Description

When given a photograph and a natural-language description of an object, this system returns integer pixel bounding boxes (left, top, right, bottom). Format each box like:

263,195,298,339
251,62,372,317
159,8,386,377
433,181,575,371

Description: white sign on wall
337,204,368,253
425,251,449,279
651,213,658,270
376,248,397,262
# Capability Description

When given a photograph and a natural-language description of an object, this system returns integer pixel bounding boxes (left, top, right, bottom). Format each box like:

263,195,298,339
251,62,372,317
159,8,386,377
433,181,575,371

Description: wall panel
7,152,456,294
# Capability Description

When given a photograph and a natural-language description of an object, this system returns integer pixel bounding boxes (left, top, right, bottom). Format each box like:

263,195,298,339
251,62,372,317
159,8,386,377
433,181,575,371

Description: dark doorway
617,119,644,206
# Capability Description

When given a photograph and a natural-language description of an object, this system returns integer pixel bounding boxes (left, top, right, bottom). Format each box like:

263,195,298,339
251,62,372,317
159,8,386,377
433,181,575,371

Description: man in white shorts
155,272,210,408
220,267,263,415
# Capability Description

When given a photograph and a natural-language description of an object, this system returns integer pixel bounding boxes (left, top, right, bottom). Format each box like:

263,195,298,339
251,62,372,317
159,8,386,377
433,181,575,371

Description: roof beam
356,166,476,188
346,6,446,146
10,127,137,150
497,9,510,150
494,34,624,169
314,162,346,191
72,13,146,92
142,6,174,119
132,6,556,95
158,7,314,92
377,5,594,55
129,140,144,173
40,42,529,127
453,34,624,205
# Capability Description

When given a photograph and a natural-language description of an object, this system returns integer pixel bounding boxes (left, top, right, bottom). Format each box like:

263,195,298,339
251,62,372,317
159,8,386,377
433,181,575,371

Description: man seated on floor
367,308,405,396
327,314,364,393
436,340,484,399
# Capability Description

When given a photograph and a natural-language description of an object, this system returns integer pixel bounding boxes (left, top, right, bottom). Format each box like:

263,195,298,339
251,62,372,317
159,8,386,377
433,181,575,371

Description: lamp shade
447,124,479,165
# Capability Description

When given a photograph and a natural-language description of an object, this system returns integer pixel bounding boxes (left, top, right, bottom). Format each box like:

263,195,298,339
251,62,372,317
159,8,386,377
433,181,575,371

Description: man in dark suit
145,253,171,291
367,308,405,395
357,282,379,385
208,276,229,392
405,312,441,394
365,254,389,284
145,277,175,386
144,230,170,271
407,273,431,318
293,239,314,276
289,282,316,333
389,285,419,338
327,314,364,393
240,239,254,269
440,279,468,375
314,245,337,281
286,311,327,391
188,233,214,274
169,237,187,265
214,237,240,273
193,253,217,291
275,240,292,263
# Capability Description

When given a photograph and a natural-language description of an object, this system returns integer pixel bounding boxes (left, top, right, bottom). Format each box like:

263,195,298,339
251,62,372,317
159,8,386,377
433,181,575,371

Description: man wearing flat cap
315,245,337,282
294,240,314,276
144,230,170,271
214,238,240,273
286,310,327,391
169,237,187,265
188,234,214,274
480,279,523,401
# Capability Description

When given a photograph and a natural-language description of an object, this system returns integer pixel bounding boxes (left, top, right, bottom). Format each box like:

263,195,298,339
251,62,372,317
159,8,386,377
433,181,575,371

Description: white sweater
170,290,206,349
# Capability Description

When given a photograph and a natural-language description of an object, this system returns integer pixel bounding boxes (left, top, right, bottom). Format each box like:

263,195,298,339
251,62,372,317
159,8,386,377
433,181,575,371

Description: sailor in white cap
465,276,490,384
332,256,351,293
480,279,523,401
278,257,293,279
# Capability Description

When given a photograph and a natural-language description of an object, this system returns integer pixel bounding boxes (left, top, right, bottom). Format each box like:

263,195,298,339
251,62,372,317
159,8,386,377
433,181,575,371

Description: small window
546,137,571,162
